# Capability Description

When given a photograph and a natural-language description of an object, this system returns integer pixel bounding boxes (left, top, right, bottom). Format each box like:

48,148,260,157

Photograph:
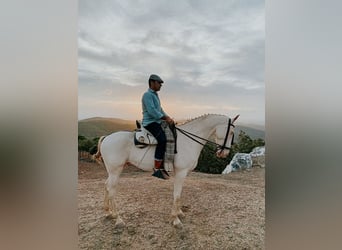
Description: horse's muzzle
216,149,229,158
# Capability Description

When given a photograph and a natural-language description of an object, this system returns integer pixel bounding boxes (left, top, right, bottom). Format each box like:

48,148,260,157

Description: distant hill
234,125,265,140
78,117,265,140
78,117,136,138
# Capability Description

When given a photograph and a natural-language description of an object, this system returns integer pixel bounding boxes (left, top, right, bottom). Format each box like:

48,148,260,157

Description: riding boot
152,160,170,180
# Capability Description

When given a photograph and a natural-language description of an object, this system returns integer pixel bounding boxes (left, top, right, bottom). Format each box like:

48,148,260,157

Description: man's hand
165,116,174,125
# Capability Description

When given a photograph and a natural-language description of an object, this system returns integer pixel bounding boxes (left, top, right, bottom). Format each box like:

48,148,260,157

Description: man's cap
149,74,164,83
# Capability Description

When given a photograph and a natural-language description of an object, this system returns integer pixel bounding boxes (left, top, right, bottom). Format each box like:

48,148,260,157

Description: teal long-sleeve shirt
141,88,167,126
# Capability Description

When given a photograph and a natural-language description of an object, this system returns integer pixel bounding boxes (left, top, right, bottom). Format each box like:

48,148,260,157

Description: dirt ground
78,160,265,250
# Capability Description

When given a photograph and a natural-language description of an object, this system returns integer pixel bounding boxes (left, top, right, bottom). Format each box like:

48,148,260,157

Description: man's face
152,80,163,91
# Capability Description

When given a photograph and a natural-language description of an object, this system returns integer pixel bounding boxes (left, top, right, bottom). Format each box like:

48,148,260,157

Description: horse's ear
232,114,240,123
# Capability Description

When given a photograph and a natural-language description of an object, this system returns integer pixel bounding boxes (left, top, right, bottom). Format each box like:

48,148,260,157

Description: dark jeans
144,122,166,161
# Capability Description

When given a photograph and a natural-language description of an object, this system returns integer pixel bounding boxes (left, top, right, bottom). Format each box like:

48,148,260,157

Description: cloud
78,0,265,125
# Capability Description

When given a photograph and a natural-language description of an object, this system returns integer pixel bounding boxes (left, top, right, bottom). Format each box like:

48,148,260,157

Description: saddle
134,120,178,160
134,121,158,148
134,120,178,172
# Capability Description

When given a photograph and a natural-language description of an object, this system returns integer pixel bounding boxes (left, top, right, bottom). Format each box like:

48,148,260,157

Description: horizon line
78,115,265,129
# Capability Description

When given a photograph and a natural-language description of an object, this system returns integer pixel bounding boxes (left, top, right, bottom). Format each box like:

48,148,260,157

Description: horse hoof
115,218,126,229
177,211,185,219
105,213,118,220
173,218,183,229
173,221,183,229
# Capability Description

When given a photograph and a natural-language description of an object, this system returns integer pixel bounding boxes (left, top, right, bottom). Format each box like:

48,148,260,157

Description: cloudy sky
78,0,264,126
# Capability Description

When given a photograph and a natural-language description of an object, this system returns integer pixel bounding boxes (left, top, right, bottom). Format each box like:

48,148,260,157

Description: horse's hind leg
104,175,119,219
104,181,110,213
104,166,125,228
171,168,188,228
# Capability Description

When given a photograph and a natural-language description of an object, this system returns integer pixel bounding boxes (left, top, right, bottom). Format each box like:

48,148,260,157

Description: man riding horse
141,74,175,180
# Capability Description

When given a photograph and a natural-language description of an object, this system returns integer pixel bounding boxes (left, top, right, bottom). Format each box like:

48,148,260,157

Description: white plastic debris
250,146,265,168
222,153,253,174
222,146,265,174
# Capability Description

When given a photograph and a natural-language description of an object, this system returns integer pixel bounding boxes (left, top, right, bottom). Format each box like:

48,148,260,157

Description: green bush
78,135,99,153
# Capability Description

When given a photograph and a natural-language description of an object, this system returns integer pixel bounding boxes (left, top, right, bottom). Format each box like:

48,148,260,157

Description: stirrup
152,168,170,180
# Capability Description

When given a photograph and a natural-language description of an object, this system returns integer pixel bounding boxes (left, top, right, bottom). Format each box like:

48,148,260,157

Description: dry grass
78,161,265,249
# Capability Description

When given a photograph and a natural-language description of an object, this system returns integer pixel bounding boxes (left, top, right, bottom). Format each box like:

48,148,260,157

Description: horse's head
215,114,239,158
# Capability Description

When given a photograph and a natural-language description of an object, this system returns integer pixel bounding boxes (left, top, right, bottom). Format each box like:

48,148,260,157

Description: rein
175,118,234,152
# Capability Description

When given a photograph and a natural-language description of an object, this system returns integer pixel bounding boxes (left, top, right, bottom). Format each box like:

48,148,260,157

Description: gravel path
78,161,265,249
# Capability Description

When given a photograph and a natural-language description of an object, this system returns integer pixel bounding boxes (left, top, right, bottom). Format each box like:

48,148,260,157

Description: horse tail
92,136,106,165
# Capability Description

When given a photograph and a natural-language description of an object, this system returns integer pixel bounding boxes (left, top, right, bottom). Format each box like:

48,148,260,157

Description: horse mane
179,113,227,125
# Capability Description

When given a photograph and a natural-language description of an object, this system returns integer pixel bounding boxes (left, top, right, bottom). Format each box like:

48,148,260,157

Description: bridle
175,118,235,153
219,118,235,152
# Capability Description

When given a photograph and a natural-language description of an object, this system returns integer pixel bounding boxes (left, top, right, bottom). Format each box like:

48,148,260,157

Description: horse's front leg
171,168,187,228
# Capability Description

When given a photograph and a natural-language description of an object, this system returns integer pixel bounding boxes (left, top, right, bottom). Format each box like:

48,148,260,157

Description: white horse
94,114,239,228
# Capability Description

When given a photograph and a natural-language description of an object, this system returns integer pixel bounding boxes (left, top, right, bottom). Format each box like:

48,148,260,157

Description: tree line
78,135,99,157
